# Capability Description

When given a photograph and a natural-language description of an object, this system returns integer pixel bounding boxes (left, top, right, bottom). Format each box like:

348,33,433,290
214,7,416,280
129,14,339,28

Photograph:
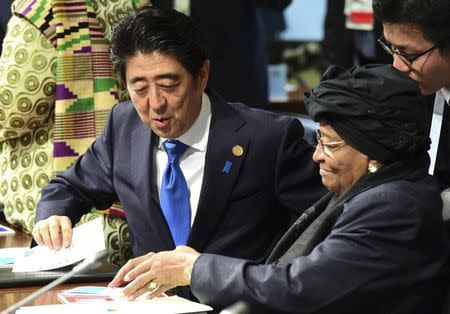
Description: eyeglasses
315,129,346,157
378,35,437,66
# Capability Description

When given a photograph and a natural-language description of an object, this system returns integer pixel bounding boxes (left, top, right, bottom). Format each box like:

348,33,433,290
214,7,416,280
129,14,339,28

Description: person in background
0,0,149,265
0,0,13,56
31,5,325,289
110,64,449,314
151,0,292,108
373,0,450,189
322,0,391,69
0,0,13,213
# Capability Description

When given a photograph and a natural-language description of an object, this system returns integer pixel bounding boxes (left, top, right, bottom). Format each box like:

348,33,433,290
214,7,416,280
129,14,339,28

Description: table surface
0,220,108,311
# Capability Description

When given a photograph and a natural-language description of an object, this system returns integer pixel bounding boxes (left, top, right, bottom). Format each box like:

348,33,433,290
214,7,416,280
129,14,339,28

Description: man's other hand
32,215,73,250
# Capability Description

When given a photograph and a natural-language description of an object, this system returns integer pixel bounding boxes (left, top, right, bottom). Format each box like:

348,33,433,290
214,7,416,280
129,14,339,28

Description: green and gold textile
0,0,149,265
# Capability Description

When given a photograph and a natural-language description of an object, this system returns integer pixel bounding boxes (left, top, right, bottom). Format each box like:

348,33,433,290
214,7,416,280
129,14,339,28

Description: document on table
16,295,213,314
12,217,105,272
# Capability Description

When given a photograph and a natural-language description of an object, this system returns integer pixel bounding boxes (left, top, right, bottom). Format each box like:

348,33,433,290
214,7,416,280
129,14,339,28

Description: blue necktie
160,139,191,246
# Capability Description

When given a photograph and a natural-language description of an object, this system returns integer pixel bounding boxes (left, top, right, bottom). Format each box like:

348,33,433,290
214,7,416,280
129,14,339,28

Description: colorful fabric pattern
13,0,129,176
0,15,57,231
1,0,149,265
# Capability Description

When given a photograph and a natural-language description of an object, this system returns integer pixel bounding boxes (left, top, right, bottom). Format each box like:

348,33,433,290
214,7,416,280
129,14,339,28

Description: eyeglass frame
377,35,438,66
315,129,346,157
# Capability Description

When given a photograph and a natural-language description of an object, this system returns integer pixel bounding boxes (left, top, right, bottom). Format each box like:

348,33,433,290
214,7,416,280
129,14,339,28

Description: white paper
57,286,176,303
13,217,105,272
16,296,213,314
428,91,445,175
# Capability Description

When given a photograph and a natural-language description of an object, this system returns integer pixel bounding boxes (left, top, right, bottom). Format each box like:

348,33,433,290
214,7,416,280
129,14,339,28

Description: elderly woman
109,65,449,314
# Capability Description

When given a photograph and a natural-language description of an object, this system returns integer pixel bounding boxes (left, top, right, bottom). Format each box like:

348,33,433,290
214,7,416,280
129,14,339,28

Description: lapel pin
222,160,232,174
232,145,244,157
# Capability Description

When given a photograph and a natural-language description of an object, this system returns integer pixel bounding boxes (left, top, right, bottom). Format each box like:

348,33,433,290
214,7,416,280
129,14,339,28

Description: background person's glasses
315,129,346,157
378,36,437,66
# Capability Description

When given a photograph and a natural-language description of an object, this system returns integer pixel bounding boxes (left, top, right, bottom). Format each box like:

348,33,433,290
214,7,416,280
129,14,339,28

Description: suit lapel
132,123,174,246
188,92,249,251
435,98,450,186
276,196,342,266
266,192,334,264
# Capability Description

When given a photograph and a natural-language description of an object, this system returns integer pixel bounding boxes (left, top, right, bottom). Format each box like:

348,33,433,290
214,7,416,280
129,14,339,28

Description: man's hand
109,252,156,288
32,215,73,250
111,246,201,300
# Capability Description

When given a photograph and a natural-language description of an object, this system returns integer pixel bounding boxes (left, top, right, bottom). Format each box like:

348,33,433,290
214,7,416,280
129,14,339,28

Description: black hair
373,0,450,50
110,6,208,82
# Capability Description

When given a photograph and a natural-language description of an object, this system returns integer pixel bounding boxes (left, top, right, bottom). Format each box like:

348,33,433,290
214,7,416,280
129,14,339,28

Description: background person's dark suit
152,0,291,108
0,0,12,56
35,90,325,260
190,177,449,313
323,0,391,69
435,100,450,188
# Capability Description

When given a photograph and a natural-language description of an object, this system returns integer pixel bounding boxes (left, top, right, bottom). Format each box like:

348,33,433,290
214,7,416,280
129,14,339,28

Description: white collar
159,93,211,152
440,88,450,104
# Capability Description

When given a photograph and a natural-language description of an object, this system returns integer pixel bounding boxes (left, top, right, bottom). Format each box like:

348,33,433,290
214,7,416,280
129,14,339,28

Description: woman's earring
368,160,382,174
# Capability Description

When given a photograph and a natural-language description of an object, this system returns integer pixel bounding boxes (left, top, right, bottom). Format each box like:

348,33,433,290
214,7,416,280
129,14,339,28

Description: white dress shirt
441,88,450,104
156,93,212,226
429,88,450,174
174,0,190,15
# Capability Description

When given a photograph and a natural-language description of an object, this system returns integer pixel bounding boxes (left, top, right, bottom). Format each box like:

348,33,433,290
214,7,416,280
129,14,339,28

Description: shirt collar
159,93,212,151
440,88,450,104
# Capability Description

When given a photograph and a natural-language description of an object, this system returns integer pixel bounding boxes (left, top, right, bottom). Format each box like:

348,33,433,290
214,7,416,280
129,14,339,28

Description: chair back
277,112,318,145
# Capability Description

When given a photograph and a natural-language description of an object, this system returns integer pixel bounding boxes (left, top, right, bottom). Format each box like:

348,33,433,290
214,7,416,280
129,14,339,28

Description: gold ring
147,280,158,290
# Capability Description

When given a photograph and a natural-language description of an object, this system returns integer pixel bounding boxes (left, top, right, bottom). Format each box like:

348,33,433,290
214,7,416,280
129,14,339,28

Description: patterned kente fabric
13,0,149,185
0,0,149,265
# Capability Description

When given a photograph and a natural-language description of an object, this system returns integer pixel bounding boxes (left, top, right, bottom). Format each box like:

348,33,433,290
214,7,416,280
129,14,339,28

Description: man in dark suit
0,0,13,56
31,7,324,263
152,0,292,108
373,0,450,189
323,0,391,69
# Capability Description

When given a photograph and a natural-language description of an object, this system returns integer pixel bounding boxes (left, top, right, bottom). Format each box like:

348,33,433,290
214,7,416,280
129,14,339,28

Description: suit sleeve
274,118,326,216
190,187,445,313
35,107,118,225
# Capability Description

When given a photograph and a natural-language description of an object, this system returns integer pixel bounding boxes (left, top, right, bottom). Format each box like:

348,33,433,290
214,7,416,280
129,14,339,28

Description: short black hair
110,6,208,82
373,0,450,51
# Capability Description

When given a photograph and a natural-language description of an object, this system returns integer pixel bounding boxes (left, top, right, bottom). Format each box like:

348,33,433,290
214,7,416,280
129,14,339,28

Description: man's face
126,52,209,138
383,23,450,95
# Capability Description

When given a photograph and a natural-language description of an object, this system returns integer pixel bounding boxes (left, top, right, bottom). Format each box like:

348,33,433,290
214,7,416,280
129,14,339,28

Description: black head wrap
305,64,430,165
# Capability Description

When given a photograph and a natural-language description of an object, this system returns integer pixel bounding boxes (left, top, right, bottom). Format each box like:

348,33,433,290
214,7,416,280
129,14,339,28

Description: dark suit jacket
0,1,13,56
152,0,285,108
323,0,391,69
36,91,325,260
191,176,449,313
435,99,450,188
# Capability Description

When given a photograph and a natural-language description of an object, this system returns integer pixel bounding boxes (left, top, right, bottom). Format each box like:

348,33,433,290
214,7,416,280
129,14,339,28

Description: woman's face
313,121,370,195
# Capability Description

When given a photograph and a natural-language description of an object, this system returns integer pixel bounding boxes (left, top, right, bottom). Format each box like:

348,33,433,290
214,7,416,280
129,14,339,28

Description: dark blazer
323,0,391,69
152,0,276,108
0,1,13,56
36,91,325,260
435,99,450,188
191,176,449,313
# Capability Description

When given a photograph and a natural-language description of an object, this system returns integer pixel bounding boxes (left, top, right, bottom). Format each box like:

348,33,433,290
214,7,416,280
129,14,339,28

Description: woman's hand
108,251,156,288
110,246,201,300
